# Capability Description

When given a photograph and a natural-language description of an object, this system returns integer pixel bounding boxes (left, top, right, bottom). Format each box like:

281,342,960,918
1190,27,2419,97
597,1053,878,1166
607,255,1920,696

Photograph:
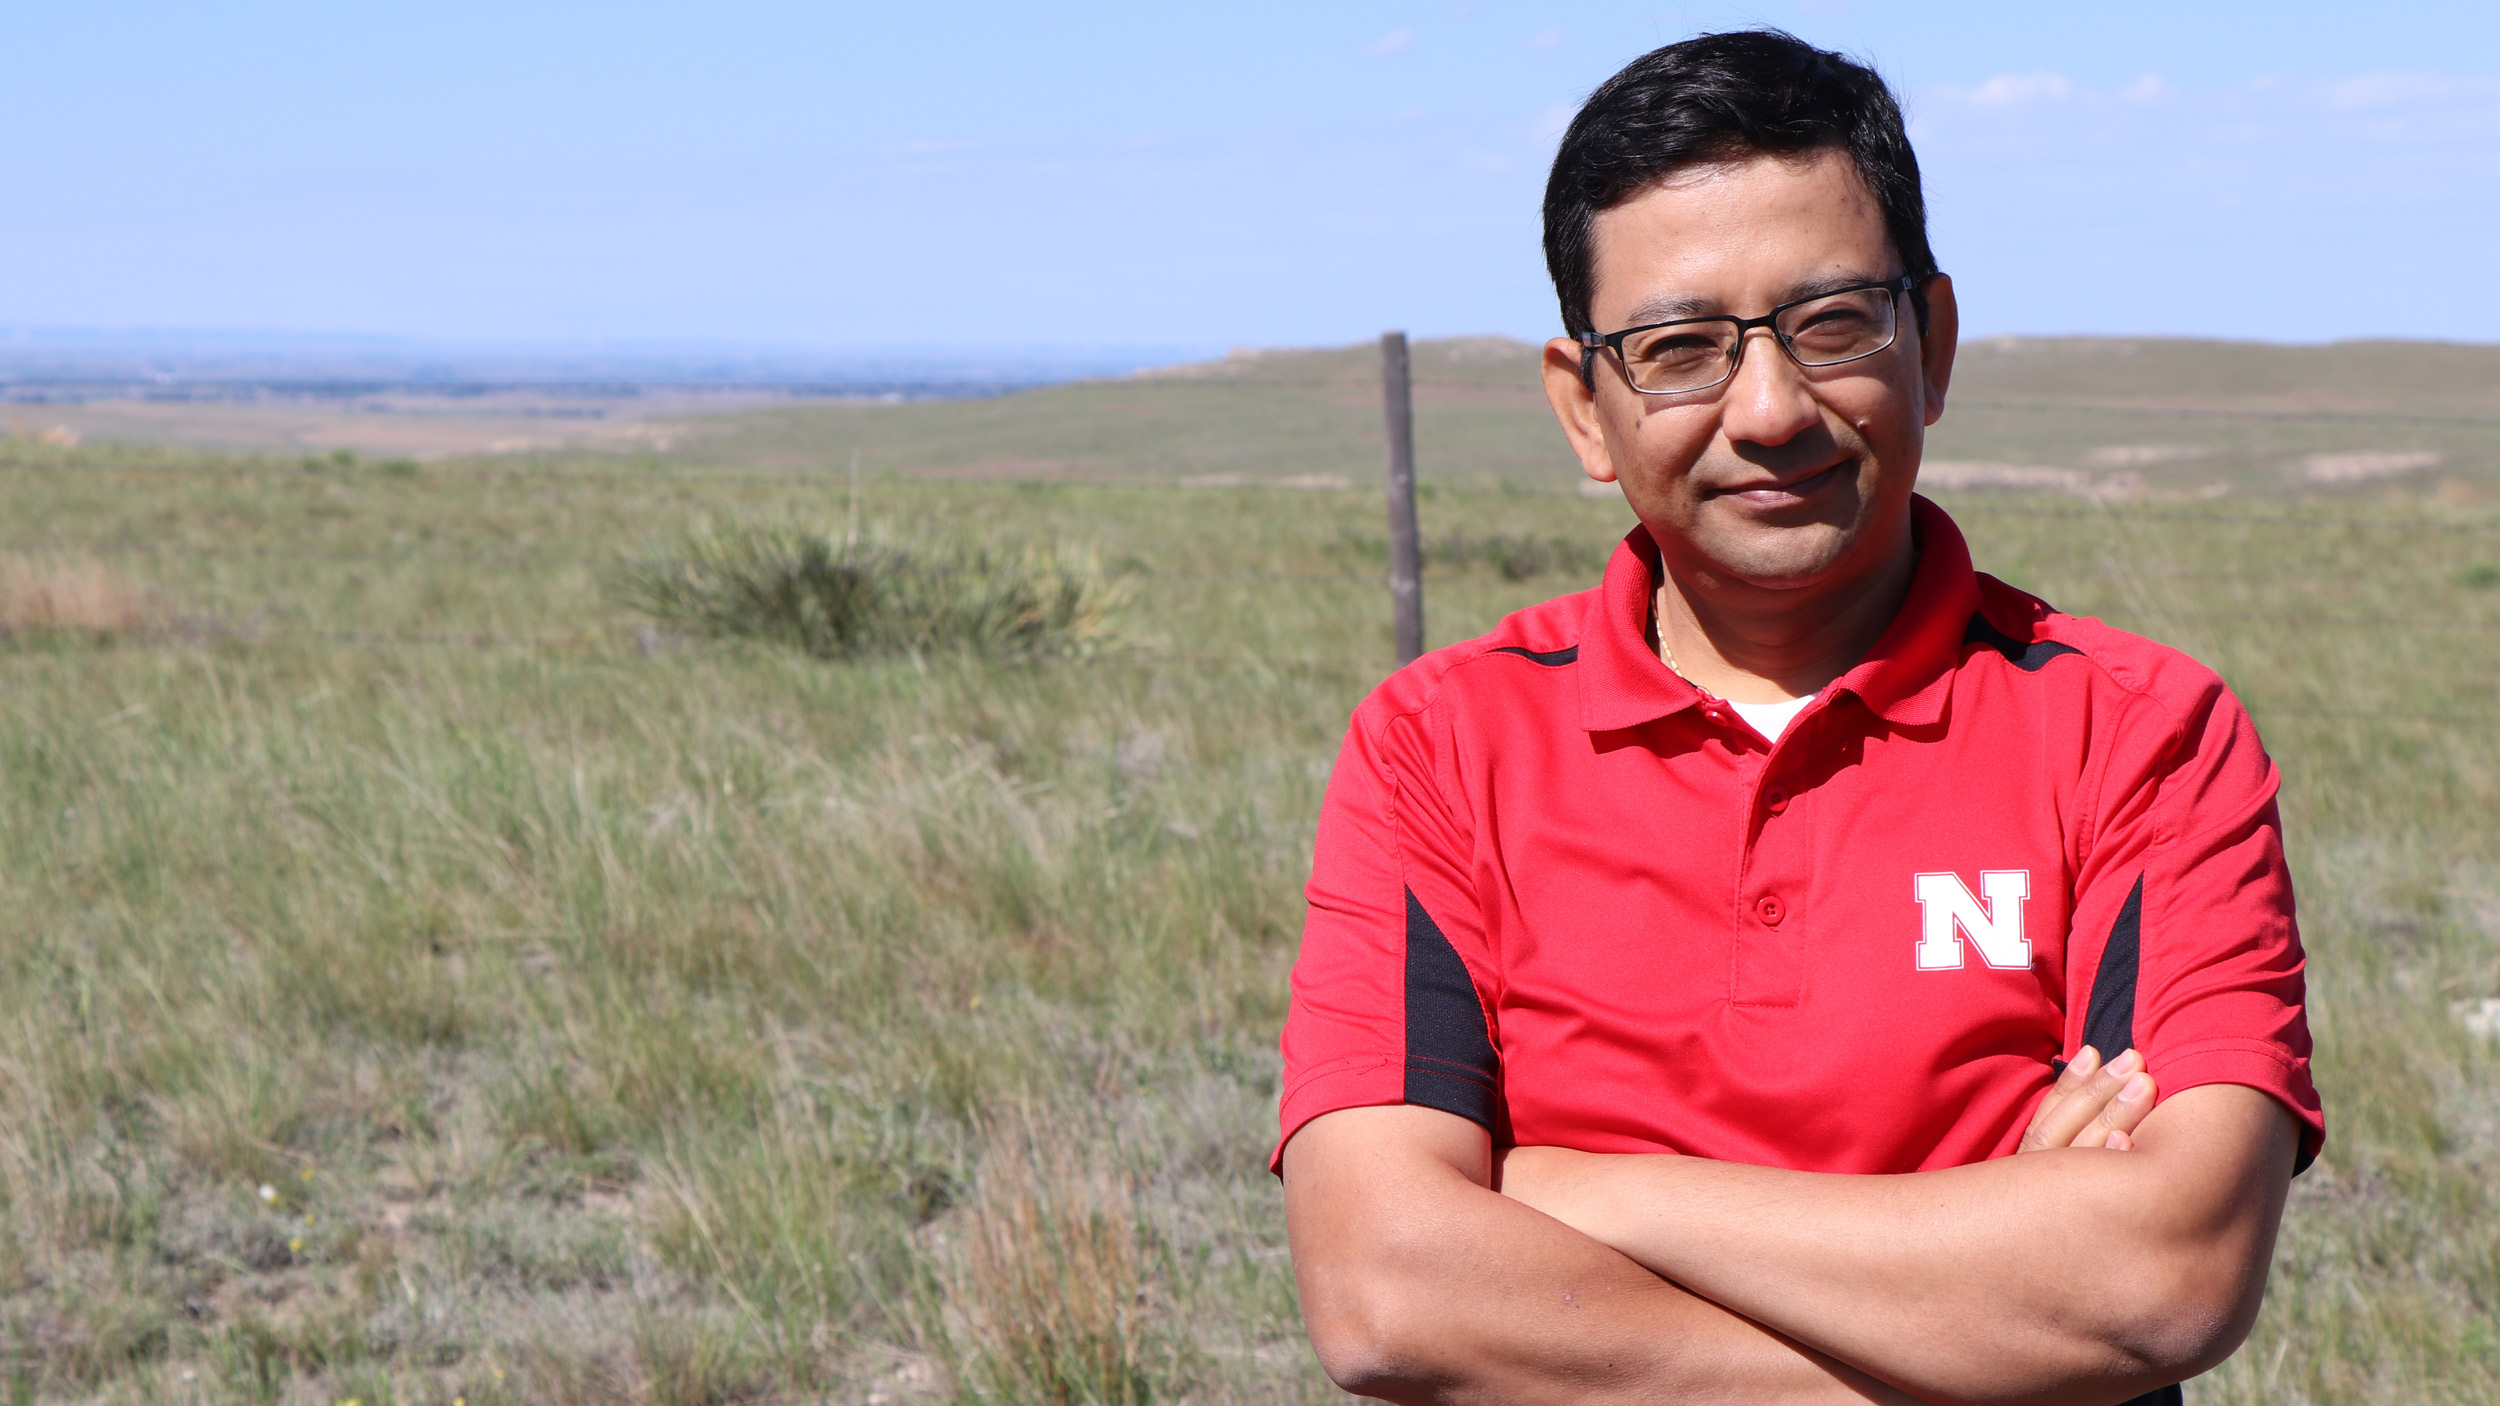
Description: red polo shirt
1275,497,2323,1176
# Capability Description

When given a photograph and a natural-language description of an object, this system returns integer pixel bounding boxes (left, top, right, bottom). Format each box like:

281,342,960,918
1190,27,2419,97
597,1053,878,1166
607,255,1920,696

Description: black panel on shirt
1964,611,2083,672
1403,888,1501,1128
2083,874,2146,1066
1491,644,1579,667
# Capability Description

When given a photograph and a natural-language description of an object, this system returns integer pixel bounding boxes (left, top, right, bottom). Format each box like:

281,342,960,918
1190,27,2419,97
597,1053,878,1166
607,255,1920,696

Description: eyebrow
1617,271,1893,328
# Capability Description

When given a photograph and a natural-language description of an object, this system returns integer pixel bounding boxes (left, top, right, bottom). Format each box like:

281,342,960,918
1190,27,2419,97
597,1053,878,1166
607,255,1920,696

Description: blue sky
7,1,2497,352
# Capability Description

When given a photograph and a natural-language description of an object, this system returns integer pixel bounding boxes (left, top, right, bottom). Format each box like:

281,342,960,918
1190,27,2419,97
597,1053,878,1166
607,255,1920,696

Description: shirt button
1764,786,1790,814
1757,894,1785,926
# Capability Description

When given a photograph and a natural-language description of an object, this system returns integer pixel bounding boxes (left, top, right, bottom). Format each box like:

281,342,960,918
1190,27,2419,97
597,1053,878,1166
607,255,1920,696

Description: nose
1718,326,1821,449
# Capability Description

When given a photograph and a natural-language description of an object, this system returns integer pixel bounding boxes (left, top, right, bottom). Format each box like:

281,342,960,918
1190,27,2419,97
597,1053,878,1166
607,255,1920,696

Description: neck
1653,531,1918,704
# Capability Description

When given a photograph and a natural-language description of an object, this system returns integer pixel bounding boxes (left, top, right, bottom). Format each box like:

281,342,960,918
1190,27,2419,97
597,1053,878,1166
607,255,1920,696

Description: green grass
0,371,2495,1403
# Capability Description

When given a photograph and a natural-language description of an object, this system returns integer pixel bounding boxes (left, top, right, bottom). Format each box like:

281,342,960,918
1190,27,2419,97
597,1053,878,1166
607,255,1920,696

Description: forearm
1285,1106,1913,1405
1508,1087,2296,1405
1539,1150,2178,1401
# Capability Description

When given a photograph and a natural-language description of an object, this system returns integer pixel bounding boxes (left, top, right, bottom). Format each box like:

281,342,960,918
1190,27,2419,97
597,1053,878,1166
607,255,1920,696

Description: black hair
1541,29,1936,343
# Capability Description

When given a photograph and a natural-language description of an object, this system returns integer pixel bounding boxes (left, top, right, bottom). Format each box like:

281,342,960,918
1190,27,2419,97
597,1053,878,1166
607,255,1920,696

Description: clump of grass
629,1308,776,1406
937,1121,1171,1405
610,524,1128,662
0,554,159,640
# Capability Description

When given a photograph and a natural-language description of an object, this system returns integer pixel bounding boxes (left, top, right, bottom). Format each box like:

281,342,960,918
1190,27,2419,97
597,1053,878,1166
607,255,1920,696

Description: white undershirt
1725,693,1818,742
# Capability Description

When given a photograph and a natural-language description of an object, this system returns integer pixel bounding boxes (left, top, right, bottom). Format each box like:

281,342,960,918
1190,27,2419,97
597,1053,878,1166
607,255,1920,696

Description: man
1275,31,2322,1406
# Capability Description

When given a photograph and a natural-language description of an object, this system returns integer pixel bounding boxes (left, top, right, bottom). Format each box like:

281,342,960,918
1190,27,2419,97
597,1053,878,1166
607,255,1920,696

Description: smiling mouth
1715,459,1850,505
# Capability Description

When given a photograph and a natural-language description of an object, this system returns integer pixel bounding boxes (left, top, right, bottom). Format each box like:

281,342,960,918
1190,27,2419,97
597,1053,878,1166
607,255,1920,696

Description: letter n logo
1913,870,2033,971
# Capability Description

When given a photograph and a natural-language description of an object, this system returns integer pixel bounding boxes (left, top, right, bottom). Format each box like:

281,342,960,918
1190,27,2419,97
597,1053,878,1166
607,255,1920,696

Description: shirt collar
1576,495,1980,734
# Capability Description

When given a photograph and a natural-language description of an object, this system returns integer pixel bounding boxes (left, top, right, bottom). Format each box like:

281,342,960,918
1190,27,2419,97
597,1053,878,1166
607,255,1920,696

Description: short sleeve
1272,692,1503,1174
2068,681,2325,1171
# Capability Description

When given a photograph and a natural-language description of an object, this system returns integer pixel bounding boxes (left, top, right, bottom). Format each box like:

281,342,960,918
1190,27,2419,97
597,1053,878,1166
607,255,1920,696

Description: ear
1540,337,1619,484
1915,273,1959,428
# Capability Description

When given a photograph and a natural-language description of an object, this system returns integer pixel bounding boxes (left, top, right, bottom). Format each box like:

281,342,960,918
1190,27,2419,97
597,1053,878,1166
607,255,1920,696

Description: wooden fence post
1381,331,1423,667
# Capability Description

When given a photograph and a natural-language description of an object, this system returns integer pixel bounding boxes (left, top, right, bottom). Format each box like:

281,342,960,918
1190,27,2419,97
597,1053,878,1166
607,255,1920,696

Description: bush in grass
610,524,1129,662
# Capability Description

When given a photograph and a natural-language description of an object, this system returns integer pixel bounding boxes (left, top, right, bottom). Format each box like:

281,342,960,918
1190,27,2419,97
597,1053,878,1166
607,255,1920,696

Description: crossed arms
1283,1049,2298,1406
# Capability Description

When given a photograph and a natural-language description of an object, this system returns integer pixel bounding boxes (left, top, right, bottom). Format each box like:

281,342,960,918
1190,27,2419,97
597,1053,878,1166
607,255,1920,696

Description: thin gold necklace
1655,595,1711,697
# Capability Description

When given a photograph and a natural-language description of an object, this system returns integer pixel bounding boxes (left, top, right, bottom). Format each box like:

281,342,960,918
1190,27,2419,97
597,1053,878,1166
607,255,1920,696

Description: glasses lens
1616,322,1739,394
1774,287,1897,366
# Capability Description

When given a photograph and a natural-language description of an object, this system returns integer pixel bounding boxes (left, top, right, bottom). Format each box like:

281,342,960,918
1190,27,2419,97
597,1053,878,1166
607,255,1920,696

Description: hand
2019,1046,2159,1153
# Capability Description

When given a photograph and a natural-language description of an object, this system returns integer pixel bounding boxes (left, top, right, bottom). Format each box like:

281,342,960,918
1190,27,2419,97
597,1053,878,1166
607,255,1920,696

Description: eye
1778,291,1894,361
1637,333,1717,357
1623,328,1727,364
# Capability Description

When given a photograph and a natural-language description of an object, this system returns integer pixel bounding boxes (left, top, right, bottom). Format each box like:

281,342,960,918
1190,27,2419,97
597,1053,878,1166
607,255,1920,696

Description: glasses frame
1577,274,1920,396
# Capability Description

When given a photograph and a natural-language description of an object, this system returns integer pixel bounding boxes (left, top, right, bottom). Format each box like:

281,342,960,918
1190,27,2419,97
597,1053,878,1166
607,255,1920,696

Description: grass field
1,338,2496,1403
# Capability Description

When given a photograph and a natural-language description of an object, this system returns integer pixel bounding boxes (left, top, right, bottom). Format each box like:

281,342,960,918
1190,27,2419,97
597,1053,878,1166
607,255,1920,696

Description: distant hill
1933,337,2497,500
5,333,2492,503
1949,336,2500,417
661,335,2499,503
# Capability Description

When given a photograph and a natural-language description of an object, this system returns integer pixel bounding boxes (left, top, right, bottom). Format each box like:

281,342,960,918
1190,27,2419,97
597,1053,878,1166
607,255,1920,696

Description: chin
1692,525,1860,590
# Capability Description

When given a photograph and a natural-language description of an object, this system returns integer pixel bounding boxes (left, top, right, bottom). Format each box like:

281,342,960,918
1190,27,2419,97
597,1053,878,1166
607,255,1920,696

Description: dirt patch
0,391,762,460
2303,450,2442,483
2084,445,2212,468
1920,461,2147,501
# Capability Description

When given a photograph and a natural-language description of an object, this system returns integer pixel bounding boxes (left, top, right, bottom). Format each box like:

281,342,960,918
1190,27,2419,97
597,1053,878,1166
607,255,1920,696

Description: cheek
1600,402,1664,459
1841,369,1925,443
1831,390,1909,449
1618,403,1709,457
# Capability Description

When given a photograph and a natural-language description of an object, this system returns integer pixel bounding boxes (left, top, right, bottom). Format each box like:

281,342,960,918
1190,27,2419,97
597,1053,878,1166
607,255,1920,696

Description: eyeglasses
1579,275,1918,396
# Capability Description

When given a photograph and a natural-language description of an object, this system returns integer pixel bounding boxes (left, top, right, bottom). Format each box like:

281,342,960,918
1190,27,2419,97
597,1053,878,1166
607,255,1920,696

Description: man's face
1541,147,1957,595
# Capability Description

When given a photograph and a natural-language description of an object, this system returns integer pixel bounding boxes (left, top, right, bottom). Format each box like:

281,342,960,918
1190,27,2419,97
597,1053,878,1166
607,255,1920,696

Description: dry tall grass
0,554,157,639
939,1119,1163,1404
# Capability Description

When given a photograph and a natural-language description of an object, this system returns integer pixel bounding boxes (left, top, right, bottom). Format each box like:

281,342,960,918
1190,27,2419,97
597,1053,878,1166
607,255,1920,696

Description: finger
2103,1130,2134,1152
2055,1045,2103,1095
2026,1047,2150,1154
2018,1045,2106,1152
2058,1048,2147,1149
2018,1045,2104,1152
2074,1069,2159,1150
